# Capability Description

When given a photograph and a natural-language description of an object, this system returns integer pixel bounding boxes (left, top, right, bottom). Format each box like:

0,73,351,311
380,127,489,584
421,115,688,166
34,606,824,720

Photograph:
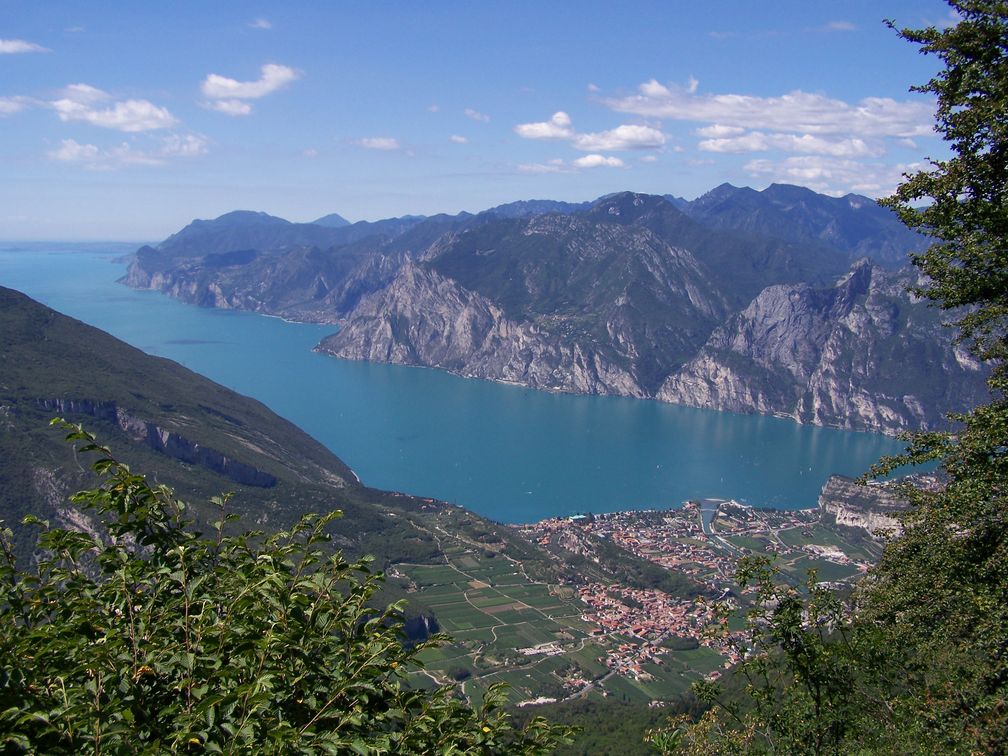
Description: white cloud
514,111,573,140
607,79,934,138
48,139,100,162
518,154,624,173
0,38,50,54
51,84,178,131
464,107,490,122
303,148,319,158
356,137,400,150
449,134,468,144
159,133,209,157
0,96,33,116
695,123,745,138
514,112,665,152
428,104,440,112
587,83,600,93
573,154,625,168
640,154,658,163
201,63,299,115
744,155,926,197
518,160,566,174
572,124,665,151
204,99,253,116
59,83,108,104
48,133,207,169
249,18,272,29
825,20,857,31
699,131,881,157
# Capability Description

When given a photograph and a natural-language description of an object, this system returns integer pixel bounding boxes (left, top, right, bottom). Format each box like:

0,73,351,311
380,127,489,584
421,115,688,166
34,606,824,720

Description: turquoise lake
0,243,908,523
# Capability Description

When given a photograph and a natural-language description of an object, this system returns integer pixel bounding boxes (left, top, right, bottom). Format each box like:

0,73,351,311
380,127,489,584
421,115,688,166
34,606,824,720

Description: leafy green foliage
649,3,1008,752
0,422,573,753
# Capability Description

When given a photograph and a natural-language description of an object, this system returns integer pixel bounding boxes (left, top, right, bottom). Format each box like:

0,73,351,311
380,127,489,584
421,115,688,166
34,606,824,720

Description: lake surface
0,243,908,523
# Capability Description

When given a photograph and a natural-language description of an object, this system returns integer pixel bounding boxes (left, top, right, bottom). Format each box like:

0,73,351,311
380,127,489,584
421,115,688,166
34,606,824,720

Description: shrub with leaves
0,421,572,754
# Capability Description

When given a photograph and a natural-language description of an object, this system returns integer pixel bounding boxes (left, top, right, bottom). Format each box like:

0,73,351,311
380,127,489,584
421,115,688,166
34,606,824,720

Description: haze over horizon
3,1,956,240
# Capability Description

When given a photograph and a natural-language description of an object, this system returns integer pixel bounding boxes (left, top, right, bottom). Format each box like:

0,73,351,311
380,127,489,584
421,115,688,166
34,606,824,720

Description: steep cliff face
657,261,989,433
35,398,278,487
818,475,908,537
119,187,978,435
318,262,645,396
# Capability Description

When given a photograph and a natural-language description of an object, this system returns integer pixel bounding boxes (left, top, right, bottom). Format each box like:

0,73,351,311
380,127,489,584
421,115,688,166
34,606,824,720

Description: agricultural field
398,509,725,707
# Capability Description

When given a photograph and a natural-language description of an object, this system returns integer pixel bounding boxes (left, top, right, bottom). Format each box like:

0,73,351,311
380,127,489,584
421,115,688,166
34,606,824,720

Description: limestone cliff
657,261,989,433
35,398,278,487
317,262,645,396
818,475,908,537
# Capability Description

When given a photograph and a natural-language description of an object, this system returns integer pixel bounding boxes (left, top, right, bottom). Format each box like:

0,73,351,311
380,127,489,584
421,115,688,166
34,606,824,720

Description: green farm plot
787,557,861,583
567,645,608,677
404,564,467,586
411,582,469,599
491,623,557,649
415,643,472,668
665,646,727,677
777,525,849,550
627,664,695,700
449,625,502,644
724,534,774,553
495,584,558,605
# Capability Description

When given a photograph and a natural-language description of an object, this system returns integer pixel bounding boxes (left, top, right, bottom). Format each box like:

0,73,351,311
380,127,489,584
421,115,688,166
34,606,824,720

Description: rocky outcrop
818,475,908,537
658,261,989,433
36,398,277,487
120,188,983,435
318,263,645,396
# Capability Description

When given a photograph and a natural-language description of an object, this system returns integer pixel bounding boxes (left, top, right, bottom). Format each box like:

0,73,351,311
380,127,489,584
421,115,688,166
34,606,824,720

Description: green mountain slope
0,284,447,569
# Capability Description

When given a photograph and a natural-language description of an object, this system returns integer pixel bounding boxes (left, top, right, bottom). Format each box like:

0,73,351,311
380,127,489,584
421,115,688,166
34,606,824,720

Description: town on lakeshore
393,479,898,708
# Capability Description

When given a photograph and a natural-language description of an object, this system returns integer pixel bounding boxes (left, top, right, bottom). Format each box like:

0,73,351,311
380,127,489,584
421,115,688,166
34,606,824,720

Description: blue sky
2,1,956,240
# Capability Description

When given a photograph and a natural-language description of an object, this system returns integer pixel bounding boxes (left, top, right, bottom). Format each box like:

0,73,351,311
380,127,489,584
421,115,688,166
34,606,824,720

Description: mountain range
122,183,985,435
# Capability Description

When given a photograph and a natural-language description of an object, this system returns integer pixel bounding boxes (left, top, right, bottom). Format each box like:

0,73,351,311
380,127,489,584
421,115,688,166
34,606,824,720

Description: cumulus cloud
48,133,207,169
51,84,178,131
514,111,573,140
518,154,623,173
607,79,934,138
464,107,490,122
201,63,299,115
572,124,665,151
744,155,925,197
0,96,34,116
449,134,468,144
695,123,745,138
0,38,50,54
573,154,625,168
205,99,253,116
356,137,400,150
48,139,100,162
518,159,567,174
515,112,665,152
160,133,209,157
699,130,882,157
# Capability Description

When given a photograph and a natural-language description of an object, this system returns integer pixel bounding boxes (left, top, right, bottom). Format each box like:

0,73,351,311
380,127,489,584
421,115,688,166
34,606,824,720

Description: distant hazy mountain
122,184,973,434
482,198,590,218
683,183,930,267
312,212,352,228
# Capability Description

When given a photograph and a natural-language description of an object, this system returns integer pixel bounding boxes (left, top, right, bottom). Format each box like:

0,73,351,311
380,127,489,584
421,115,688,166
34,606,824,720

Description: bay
0,243,907,523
